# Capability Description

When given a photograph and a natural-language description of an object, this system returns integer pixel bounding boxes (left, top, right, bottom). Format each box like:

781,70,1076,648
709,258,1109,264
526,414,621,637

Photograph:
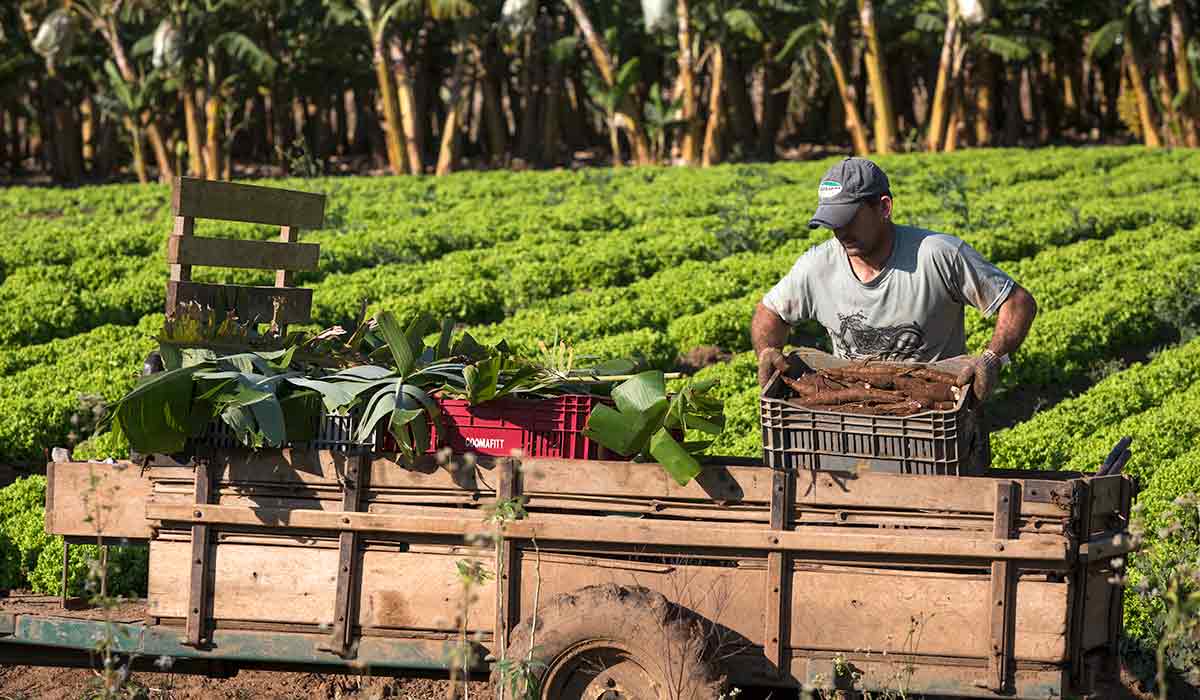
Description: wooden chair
166,176,326,337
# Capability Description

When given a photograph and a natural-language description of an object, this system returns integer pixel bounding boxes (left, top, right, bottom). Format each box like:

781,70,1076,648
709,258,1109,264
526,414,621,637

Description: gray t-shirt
762,225,1014,362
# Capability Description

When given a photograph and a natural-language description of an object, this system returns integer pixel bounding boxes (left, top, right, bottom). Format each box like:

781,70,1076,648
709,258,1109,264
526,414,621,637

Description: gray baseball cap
809,157,892,230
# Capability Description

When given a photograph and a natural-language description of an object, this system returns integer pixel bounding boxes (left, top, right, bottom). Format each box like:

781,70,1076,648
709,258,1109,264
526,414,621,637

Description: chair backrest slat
172,176,325,228
165,177,325,334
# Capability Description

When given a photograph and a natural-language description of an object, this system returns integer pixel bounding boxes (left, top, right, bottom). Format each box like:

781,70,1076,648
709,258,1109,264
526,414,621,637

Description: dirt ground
0,596,1193,700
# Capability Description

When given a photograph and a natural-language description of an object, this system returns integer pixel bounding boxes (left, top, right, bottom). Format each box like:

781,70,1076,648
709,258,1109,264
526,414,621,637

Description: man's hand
757,347,792,388
954,349,1004,400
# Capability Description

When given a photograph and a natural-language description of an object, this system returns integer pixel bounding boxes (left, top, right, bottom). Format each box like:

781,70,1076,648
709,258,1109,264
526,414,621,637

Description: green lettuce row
311,212,800,328
992,337,1200,472
964,222,1200,341
5,148,1192,351
469,237,820,350
0,316,161,464
1033,377,1200,480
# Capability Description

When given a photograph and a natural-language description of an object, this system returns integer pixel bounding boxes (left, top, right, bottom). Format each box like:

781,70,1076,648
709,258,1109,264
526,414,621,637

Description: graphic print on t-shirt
831,311,926,361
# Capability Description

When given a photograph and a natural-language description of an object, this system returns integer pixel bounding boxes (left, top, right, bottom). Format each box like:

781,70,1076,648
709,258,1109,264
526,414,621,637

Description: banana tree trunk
389,38,424,174
204,92,222,180
608,113,623,168
927,0,959,152
41,73,84,183
676,0,700,165
1125,47,1162,148
564,0,650,165
103,16,173,182
724,53,758,149
474,41,509,167
945,99,964,151
373,40,407,176
1154,41,1180,147
822,37,871,157
122,116,148,184
183,83,204,177
541,46,564,166
857,0,896,153
758,52,787,159
701,44,724,166
974,53,994,146
436,45,470,176
1169,0,1199,147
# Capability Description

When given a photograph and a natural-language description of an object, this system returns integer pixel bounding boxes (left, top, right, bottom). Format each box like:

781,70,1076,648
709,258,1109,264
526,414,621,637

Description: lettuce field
2,146,1200,674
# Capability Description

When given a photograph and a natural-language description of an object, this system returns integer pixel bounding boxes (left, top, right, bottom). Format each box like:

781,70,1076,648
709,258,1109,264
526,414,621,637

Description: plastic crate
760,349,982,475
384,393,616,459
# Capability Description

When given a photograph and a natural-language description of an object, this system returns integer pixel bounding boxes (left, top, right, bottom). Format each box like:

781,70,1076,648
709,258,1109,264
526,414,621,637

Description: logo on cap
818,180,843,200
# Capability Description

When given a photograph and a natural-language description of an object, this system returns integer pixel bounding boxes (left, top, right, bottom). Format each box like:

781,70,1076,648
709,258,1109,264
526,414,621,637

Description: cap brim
808,201,862,230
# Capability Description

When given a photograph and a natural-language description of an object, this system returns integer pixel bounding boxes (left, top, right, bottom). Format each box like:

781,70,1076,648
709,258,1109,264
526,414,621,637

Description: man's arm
956,283,1037,398
752,303,793,387
987,283,1037,357
752,302,791,357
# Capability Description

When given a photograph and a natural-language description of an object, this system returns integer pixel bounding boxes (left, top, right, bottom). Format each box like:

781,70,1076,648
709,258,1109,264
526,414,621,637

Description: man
751,157,1038,401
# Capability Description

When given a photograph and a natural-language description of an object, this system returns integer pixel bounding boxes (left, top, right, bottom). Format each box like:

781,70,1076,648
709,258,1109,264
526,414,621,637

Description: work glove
757,347,792,389
954,349,1004,401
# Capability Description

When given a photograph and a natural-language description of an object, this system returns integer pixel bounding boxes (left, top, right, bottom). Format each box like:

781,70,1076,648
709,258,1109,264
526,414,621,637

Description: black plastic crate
760,349,983,475
192,411,376,454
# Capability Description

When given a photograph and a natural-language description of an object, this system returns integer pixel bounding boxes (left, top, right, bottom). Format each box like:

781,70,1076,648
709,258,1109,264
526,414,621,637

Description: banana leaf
585,371,723,485
649,428,702,486
108,366,207,454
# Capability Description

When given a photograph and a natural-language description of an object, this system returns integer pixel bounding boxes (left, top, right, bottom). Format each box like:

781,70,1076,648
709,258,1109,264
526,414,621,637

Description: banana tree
335,0,411,175
1085,0,1164,147
778,1,871,156
583,56,641,167
71,0,175,182
93,60,162,183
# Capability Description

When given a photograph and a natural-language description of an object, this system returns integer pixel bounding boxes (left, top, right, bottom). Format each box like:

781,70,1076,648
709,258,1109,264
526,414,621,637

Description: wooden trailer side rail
43,453,1133,697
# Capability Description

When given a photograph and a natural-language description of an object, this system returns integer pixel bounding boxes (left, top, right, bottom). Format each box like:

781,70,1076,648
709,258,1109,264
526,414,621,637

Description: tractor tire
492,583,725,700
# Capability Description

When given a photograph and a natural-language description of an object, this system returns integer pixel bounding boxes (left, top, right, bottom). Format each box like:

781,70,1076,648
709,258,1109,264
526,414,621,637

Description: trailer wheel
494,583,725,700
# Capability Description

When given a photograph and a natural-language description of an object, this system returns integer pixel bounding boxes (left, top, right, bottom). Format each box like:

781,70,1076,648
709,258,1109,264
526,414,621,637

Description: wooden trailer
21,449,1131,699
3,178,1134,698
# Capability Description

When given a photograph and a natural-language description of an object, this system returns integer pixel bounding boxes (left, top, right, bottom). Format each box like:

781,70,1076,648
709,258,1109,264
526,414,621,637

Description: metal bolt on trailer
2,178,1134,699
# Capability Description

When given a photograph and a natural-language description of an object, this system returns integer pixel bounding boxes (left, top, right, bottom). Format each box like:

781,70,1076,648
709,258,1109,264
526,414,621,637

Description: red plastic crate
383,393,614,459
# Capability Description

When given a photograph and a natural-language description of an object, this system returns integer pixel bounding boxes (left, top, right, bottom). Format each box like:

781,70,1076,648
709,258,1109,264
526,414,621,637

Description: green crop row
992,337,1200,472
0,316,161,464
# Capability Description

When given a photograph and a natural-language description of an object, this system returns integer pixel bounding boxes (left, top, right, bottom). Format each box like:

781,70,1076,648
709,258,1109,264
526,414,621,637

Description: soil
676,345,734,372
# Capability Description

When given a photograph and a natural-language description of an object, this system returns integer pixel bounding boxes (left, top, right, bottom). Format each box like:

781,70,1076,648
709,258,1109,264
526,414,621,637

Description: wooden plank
45,461,153,540
169,217,194,283
149,540,495,632
787,651,1068,699
184,462,213,647
788,567,1068,663
989,481,1020,691
276,226,299,287
521,458,772,504
794,469,1071,518
1086,475,1126,535
517,554,765,648
166,280,312,326
172,176,325,229
764,469,791,675
325,455,364,657
167,235,319,272
146,502,1072,562
494,458,520,652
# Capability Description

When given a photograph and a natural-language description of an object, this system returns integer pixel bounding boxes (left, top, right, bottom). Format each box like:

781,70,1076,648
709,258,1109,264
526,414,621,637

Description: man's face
834,195,893,258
